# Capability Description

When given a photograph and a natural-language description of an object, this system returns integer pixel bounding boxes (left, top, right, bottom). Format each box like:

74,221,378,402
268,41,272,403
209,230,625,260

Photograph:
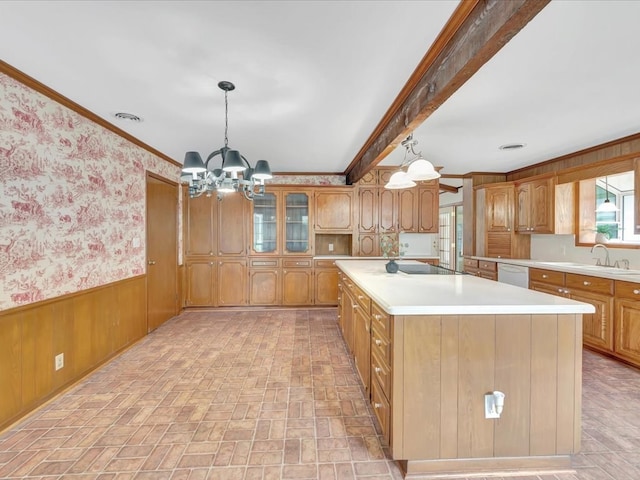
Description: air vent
499,143,526,151
113,112,143,122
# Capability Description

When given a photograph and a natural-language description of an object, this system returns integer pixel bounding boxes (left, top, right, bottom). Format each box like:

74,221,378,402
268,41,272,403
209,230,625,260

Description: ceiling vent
113,112,143,122
499,143,526,151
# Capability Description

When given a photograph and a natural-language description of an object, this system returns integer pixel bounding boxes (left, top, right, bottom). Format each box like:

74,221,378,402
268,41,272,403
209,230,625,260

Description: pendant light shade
222,149,246,172
407,157,441,181
182,151,206,173
385,171,416,189
252,160,273,180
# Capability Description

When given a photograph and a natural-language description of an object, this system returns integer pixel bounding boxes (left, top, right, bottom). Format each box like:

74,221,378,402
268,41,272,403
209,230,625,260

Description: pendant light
384,134,440,189
596,176,619,212
181,81,273,200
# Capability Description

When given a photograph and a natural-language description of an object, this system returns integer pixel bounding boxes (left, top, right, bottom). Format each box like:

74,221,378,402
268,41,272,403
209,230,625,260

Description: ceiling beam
345,0,551,185
439,183,460,194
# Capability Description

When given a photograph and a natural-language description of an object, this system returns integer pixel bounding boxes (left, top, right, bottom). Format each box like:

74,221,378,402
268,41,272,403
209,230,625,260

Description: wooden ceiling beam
345,0,551,185
439,183,461,194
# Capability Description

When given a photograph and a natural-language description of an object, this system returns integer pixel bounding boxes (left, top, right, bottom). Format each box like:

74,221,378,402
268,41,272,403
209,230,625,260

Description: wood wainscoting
0,276,147,432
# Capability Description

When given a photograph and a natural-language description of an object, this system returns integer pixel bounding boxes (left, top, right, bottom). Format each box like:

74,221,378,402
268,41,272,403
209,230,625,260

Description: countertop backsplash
399,233,438,258
531,234,640,270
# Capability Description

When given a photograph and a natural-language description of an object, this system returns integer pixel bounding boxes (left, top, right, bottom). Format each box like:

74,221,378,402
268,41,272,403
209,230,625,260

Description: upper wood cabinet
485,184,513,233
185,194,216,256
417,183,438,233
217,192,248,256
314,188,354,232
250,189,312,256
475,183,530,259
515,177,554,234
358,187,377,233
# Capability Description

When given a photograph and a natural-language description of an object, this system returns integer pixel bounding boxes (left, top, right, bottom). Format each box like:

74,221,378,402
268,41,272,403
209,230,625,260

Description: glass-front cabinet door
252,192,278,254
284,191,310,254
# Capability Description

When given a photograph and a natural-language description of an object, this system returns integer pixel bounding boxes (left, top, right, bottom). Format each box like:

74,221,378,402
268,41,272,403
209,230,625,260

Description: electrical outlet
328,243,334,252
55,353,64,371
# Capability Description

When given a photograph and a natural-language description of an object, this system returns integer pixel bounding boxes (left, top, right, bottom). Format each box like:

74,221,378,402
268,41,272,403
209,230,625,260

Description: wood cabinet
475,183,530,259
314,188,354,232
248,258,280,305
314,259,339,305
185,260,216,306
282,258,313,305
251,189,312,256
417,183,439,233
529,268,614,352
185,194,216,256
515,176,554,234
462,258,496,280
217,258,247,306
355,170,439,256
614,281,640,365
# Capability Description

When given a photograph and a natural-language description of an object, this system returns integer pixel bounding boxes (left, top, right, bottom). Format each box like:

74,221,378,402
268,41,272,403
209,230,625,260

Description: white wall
530,234,640,269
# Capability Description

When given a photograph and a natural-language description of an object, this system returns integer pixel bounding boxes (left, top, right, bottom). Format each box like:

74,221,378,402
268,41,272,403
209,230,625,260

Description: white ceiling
2,1,639,183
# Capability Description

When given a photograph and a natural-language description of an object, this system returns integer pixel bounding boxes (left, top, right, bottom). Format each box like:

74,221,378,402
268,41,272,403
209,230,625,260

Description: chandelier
181,81,272,200
384,134,440,189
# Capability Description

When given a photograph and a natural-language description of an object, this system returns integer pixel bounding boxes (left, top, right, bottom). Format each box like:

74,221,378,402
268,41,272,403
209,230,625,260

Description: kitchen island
335,260,594,478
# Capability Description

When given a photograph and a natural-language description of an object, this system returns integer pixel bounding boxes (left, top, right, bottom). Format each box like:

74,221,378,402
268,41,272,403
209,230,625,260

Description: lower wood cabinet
614,281,640,366
217,258,247,306
185,260,216,306
314,259,339,305
248,258,280,305
530,268,614,353
282,260,313,305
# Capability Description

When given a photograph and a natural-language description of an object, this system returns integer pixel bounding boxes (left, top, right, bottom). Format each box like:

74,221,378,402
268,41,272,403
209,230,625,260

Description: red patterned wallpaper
0,73,180,311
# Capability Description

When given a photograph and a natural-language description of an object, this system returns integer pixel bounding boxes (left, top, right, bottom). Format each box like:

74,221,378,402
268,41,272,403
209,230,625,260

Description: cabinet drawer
370,377,390,445
530,268,564,286
283,258,312,268
314,259,336,268
371,323,391,367
371,302,391,340
479,260,496,271
353,284,371,312
250,258,279,268
371,351,391,399
463,258,478,268
566,273,614,295
615,280,640,300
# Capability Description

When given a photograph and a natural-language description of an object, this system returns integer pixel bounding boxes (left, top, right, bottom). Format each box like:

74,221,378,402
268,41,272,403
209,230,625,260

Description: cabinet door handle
148,260,156,265
557,288,564,293
634,289,640,295
583,281,591,286
374,367,382,374
374,314,381,320
375,339,382,346
374,402,382,409
542,274,548,279
564,289,570,294
358,295,364,300
352,304,358,309
209,251,213,256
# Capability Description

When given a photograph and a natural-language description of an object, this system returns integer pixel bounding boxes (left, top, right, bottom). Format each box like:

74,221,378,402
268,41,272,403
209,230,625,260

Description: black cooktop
397,264,460,275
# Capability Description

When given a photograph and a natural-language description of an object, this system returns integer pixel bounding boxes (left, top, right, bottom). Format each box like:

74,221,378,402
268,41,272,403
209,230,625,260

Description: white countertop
472,256,640,283
336,260,595,316
315,255,439,260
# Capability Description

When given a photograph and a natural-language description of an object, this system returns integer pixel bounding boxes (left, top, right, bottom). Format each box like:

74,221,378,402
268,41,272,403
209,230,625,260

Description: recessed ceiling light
499,143,526,151
113,112,143,122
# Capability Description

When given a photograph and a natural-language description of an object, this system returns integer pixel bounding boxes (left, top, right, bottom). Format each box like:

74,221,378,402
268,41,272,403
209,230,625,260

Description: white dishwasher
497,263,530,288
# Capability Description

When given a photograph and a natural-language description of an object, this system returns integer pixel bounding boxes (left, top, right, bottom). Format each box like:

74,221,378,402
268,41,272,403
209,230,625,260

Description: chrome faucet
591,243,611,266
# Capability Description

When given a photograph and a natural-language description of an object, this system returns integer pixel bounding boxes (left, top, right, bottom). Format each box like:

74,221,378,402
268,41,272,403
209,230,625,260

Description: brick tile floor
1,309,639,479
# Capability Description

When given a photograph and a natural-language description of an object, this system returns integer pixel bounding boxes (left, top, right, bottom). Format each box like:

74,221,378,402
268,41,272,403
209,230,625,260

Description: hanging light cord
224,89,229,148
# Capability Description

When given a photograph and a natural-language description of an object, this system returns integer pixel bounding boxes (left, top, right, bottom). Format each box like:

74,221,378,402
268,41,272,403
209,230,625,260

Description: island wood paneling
390,313,581,476
0,276,147,431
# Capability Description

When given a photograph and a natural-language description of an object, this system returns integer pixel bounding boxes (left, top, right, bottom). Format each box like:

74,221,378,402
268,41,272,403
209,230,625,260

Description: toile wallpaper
0,72,180,311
